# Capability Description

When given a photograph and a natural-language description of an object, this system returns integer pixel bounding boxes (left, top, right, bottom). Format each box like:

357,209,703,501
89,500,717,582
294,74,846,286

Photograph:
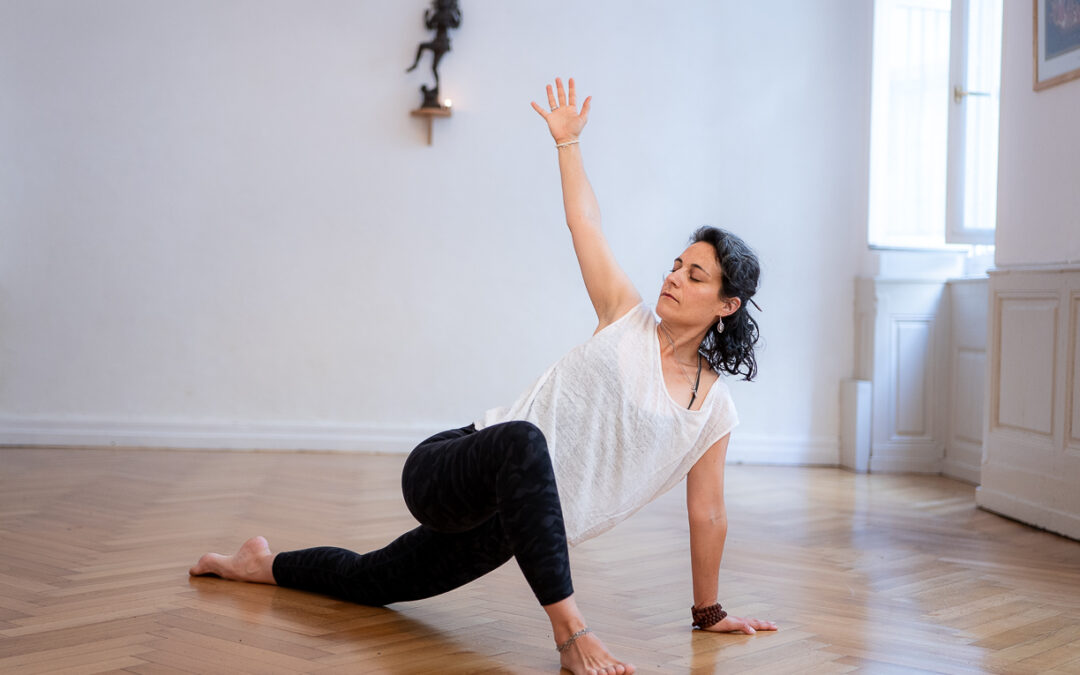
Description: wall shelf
410,107,451,145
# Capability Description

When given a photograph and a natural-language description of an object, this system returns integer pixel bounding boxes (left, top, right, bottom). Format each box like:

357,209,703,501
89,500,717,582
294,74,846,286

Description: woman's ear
719,296,742,319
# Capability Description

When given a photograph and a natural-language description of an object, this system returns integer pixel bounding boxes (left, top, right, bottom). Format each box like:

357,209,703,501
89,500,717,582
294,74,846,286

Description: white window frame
869,0,1002,250
945,0,1001,246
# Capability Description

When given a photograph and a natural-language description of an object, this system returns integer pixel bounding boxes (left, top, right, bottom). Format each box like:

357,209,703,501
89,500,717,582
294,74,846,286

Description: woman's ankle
542,595,588,643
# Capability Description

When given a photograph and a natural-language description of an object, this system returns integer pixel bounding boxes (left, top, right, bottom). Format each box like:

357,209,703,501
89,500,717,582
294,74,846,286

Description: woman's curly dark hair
692,226,761,381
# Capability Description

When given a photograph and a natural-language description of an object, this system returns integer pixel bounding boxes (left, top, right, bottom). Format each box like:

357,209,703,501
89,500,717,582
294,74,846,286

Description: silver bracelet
556,627,591,653
555,139,580,149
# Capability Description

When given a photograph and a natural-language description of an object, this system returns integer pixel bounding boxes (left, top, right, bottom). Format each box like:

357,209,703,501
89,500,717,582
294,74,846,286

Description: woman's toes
189,552,220,577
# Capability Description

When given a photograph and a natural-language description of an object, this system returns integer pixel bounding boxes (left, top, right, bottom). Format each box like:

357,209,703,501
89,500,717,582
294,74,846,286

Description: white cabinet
847,276,988,477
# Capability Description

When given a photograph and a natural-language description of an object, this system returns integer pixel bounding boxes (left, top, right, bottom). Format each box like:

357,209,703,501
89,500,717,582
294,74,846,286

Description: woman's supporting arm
686,434,730,610
532,78,641,331
686,434,778,635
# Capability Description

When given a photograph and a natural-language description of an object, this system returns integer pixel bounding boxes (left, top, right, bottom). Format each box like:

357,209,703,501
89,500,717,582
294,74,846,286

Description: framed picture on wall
1034,0,1080,90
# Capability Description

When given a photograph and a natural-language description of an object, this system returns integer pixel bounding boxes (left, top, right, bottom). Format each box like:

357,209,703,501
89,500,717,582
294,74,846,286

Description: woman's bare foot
544,596,634,675
189,536,277,584
558,630,635,675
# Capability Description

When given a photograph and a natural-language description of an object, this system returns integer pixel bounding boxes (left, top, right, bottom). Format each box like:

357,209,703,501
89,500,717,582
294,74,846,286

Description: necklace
658,323,703,409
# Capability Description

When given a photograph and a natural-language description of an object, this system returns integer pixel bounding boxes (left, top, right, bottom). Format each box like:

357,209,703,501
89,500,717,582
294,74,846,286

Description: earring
715,320,725,334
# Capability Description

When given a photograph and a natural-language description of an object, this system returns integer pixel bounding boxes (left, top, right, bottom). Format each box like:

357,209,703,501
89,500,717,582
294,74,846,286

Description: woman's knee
496,421,554,476
498,421,548,455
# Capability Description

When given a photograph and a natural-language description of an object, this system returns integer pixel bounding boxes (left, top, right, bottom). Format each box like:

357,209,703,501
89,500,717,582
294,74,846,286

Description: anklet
556,627,592,653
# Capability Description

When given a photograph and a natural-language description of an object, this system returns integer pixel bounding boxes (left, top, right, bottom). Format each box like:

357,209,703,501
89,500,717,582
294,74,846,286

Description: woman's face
656,241,740,330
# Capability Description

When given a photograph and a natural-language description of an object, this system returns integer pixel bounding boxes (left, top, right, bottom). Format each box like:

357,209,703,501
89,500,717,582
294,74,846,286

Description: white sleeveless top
475,303,738,546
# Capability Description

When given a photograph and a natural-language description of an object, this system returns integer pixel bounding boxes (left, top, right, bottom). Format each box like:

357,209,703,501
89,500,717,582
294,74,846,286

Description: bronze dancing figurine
406,0,462,109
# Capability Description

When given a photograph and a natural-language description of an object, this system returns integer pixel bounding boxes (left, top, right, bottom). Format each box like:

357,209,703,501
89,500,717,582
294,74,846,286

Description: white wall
995,0,1080,267
0,1,872,460
977,0,1080,539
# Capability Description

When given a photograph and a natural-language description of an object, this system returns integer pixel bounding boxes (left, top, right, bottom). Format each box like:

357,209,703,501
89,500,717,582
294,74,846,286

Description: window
868,0,1003,248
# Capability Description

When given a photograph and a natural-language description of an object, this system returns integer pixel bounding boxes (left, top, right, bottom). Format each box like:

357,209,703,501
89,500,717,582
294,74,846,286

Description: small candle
443,98,452,109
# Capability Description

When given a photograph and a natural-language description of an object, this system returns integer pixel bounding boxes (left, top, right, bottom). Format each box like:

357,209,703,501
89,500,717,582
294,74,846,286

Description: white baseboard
0,415,444,454
941,457,980,485
725,434,839,466
976,486,1080,541
868,454,943,474
0,415,840,466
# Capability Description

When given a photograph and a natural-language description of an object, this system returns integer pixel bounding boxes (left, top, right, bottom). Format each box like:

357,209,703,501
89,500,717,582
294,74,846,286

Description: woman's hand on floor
530,77,591,145
701,614,778,635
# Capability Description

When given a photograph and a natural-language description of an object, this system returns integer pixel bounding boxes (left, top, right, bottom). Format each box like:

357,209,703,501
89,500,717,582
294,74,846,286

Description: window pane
962,0,1002,234
869,0,952,248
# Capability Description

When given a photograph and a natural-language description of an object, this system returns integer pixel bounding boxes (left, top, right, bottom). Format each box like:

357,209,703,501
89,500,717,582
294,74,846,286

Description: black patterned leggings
271,421,575,607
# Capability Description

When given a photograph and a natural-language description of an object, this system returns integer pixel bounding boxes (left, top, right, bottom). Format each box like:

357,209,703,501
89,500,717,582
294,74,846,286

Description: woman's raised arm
531,78,641,333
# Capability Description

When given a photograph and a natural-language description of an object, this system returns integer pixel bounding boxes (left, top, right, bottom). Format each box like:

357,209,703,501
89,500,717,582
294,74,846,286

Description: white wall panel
895,320,931,437
943,278,988,485
979,267,1080,540
857,278,946,474
952,280,989,350
995,296,1057,437
954,350,985,445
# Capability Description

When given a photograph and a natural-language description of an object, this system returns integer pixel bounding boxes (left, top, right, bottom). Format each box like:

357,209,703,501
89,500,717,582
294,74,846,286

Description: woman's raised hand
531,77,591,145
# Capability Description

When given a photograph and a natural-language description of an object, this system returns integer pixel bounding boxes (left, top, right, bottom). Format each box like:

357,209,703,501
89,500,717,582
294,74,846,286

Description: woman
190,77,776,675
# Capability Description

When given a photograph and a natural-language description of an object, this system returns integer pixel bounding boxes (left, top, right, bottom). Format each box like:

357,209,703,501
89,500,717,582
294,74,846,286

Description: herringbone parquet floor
1,447,1079,674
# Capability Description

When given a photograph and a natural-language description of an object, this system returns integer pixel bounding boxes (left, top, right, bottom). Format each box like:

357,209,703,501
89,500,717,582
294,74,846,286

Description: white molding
976,486,1080,541
869,450,943,474
944,424,983,484
0,416,443,454
941,456,980,485
947,276,991,285
725,434,839,466
989,262,1080,275
0,415,840,466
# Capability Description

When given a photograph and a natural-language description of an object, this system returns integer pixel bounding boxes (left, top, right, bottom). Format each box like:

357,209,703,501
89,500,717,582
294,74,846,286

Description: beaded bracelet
691,602,727,629
555,139,580,148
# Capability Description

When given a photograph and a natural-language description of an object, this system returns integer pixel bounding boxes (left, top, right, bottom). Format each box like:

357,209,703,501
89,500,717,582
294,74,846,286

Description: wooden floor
1,448,1079,674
